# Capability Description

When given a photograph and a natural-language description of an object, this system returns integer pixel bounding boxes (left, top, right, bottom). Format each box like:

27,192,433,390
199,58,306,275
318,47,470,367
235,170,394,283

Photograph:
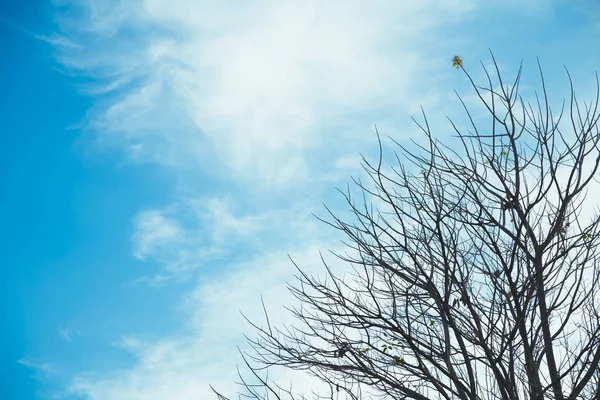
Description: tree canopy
213,52,600,400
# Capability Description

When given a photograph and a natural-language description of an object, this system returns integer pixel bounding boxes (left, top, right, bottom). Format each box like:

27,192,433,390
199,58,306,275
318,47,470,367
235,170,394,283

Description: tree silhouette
213,51,600,400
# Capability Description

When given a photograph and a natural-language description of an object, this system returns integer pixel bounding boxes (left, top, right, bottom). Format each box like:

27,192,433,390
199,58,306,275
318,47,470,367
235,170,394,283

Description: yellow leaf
452,55,463,68
430,320,435,326
416,206,423,211
507,291,513,298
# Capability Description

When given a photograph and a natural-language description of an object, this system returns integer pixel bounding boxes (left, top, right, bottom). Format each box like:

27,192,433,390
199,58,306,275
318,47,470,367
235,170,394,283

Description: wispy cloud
132,209,184,261
18,359,56,373
58,327,82,343
51,0,479,187
18,358,60,384
129,195,324,282
59,329,73,342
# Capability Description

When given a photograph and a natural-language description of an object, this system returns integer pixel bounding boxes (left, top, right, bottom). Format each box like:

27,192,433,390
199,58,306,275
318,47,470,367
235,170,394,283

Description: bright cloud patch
132,210,183,261
52,0,478,187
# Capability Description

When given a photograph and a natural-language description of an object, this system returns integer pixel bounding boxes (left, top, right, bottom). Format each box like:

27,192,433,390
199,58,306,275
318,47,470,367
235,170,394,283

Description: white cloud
18,358,60,384
58,325,83,343
52,0,479,187
59,329,72,342
129,192,331,282
132,209,183,260
19,359,56,373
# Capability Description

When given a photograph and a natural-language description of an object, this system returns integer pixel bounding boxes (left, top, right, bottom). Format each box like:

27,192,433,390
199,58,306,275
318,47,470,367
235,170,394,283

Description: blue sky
1,1,600,399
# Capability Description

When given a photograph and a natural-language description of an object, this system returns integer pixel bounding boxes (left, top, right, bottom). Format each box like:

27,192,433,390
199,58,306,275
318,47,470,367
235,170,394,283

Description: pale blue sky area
1,1,599,399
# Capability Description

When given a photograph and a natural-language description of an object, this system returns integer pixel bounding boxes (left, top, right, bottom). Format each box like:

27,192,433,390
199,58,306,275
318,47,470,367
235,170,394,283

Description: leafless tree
213,51,600,400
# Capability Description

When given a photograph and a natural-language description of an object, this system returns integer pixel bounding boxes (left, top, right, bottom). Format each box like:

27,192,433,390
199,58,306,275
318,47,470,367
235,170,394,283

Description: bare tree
213,51,600,400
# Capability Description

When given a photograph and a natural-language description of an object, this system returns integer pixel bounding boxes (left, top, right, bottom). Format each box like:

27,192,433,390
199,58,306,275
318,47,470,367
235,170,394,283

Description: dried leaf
452,55,463,68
